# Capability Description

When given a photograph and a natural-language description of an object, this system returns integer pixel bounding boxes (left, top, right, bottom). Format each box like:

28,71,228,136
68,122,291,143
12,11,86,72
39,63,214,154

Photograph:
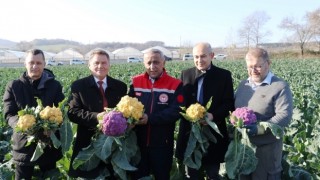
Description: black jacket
3,69,65,166
67,75,127,178
176,64,235,164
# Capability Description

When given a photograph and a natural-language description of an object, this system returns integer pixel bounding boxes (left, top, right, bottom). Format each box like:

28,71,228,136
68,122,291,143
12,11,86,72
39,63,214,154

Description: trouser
15,162,56,180
132,146,173,180
185,162,220,180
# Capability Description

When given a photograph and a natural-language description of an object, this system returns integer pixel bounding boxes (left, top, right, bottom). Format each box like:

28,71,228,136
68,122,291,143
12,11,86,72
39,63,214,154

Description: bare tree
307,8,320,51
279,16,314,56
238,11,271,49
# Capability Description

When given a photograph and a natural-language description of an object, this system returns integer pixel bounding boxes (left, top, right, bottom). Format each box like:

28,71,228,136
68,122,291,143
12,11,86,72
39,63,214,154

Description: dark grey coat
3,69,65,166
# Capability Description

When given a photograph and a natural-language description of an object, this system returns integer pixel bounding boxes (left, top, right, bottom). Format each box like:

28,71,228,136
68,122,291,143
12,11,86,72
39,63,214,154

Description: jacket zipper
146,80,154,146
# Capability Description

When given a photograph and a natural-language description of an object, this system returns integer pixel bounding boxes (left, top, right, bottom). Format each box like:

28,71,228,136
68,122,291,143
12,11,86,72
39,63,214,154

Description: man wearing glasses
234,48,293,179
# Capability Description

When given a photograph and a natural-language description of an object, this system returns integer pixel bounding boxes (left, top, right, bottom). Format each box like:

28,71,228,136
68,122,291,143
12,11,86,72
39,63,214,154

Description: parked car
182,54,193,61
214,54,227,60
46,60,56,66
127,57,142,63
164,55,172,61
46,60,63,66
70,59,85,65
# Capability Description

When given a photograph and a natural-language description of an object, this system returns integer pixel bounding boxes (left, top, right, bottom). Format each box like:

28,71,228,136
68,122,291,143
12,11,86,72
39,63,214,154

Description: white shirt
94,77,107,91
247,72,274,91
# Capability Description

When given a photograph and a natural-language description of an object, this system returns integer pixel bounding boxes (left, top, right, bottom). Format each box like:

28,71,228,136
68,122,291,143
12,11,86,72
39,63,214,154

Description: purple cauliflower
230,107,257,127
102,111,128,136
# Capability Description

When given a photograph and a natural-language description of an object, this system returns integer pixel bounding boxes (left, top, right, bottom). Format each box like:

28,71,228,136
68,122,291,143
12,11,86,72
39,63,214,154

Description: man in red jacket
129,49,184,180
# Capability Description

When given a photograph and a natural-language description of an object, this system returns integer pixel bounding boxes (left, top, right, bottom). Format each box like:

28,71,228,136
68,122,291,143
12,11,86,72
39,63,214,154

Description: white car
70,59,85,65
214,54,227,60
182,54,193,61
127,57,142,63
46,60,63,66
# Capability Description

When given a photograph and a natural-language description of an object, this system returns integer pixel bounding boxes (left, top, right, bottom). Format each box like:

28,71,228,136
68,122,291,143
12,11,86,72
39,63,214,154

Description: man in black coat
176,42,235,179
67,49,127,179
3,49,65,180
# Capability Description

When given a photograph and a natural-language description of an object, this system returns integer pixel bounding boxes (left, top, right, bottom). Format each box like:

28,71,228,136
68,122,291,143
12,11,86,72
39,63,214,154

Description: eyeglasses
247,61,267,71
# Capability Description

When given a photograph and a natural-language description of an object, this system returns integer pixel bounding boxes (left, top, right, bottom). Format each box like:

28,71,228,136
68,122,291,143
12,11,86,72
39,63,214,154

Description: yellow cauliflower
185,103,206,122
40,106,63,125
17,114,36,131
116,95,144,121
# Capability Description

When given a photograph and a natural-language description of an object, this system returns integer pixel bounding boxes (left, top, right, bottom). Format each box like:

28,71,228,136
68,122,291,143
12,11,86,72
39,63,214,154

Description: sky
0,0,319,47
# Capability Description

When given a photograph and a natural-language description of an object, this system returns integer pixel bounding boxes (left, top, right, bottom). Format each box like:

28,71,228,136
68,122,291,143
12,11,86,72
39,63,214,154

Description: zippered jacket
129,70,184,148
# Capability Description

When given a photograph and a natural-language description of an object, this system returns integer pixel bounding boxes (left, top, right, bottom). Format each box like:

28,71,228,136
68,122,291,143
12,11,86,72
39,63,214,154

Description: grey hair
144,48,165,60
246,48,270,62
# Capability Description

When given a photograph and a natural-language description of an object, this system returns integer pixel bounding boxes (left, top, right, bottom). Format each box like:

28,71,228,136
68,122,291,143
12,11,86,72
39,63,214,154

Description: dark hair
26,49,45,61
89,49,110,61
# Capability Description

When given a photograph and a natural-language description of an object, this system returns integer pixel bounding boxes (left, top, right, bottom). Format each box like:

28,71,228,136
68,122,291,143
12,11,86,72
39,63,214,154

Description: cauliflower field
1,59,319,179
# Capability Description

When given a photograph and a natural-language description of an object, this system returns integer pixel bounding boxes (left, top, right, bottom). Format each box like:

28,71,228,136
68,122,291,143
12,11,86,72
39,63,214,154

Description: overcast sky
0,0,319,47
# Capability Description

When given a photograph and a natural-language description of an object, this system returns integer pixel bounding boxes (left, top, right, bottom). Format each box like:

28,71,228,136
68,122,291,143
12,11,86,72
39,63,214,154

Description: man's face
193,45,214,71
25,53,45,80
88,54,110,80
246,56,270,83
143,52,165,79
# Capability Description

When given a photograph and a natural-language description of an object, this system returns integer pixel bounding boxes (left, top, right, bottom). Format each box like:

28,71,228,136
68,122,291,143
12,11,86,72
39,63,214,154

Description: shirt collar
247,71,274,90
94,76,107,86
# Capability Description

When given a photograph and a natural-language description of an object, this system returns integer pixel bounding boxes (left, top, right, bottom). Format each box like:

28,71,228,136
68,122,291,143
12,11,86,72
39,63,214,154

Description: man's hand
245,124,258,136
199,113,213,125
137,113,148,125
245,124,266,136
97,112,106,122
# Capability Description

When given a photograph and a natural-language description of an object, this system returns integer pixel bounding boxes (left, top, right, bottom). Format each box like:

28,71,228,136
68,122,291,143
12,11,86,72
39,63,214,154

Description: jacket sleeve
67,83,99,128
148,83,184,125
3,81,19,128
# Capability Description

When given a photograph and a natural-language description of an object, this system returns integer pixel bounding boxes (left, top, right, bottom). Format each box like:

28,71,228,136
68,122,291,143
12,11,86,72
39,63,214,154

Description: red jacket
129,70,184,148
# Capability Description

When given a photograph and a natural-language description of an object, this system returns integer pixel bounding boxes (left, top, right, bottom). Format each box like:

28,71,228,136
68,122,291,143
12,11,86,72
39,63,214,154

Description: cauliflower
116,95,144,121
39,106,63,125
102,111,127,136
185,103,206,122
230,107,257,127
17,114,36,131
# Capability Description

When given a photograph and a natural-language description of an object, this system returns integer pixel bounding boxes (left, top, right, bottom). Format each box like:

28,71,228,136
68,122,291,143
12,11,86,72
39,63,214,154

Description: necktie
198,79,204,104
98,81,108,108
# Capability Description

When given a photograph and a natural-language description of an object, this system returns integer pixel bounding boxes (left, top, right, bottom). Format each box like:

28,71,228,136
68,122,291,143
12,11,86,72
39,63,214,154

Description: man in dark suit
67,49,127,179
176,42,235,179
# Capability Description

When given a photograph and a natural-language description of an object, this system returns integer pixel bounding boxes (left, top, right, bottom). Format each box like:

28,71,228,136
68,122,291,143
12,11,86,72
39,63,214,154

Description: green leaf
111,148,137,171
259,122,283,139
93,134,114,161
30,141,45,162
225,138,258,179
112,163,128,180
26,135,35,146
183,128,199,169
50,132,61,149
59,119,73,153
205,118,223,137
202,126,217,143
205,97,213,110
73,145,100,171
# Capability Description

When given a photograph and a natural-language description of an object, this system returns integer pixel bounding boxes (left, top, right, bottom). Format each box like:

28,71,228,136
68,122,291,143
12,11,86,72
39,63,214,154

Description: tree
307,8,320,52
279,16,314,56
238,11,271,49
